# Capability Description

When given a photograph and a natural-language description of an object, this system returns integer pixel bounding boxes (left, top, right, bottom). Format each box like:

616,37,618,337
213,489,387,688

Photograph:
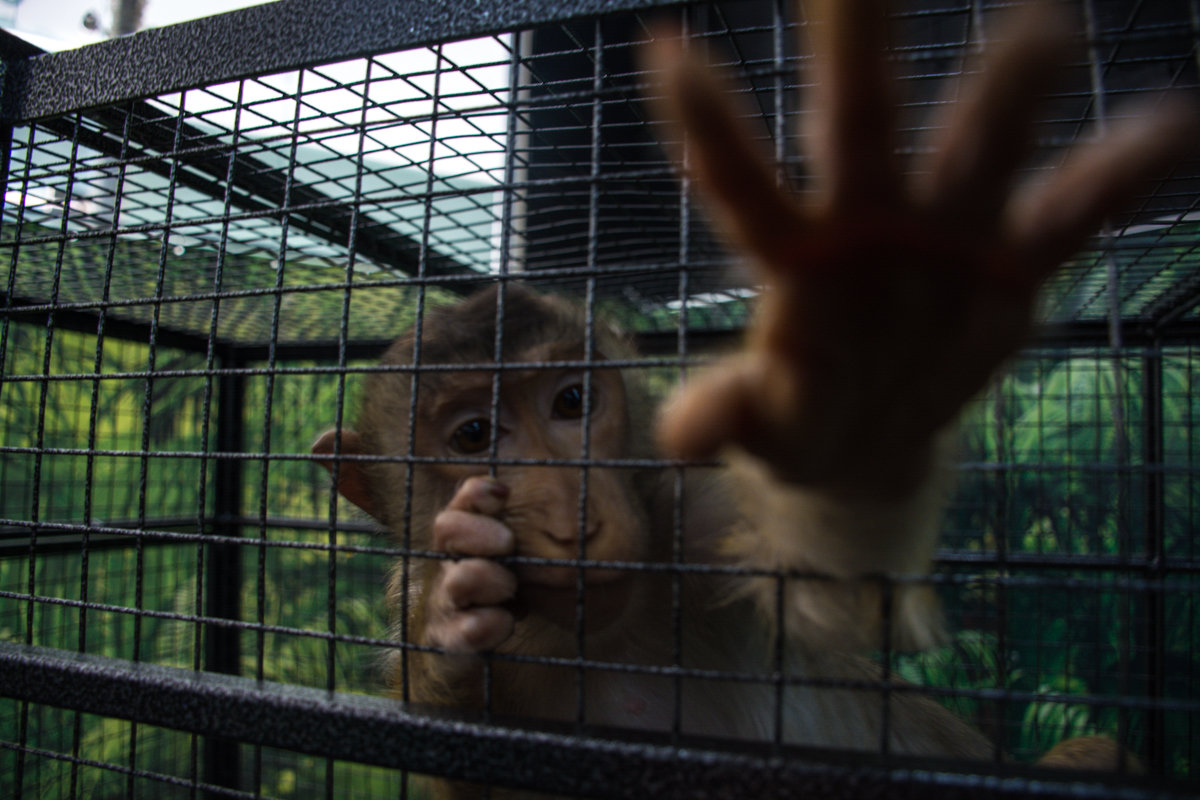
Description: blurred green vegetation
900,352,1200,769
0,321,403,797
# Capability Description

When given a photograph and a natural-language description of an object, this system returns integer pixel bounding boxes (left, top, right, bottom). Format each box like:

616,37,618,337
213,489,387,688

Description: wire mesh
0,0,1198,798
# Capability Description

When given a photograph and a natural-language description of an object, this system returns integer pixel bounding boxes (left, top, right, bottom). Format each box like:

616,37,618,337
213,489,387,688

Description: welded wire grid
0,0,1198,797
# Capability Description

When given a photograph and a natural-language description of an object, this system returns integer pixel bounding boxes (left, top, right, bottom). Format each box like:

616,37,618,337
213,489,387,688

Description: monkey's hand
645,0,1195,651
424,476,518,657
648,0,1196,497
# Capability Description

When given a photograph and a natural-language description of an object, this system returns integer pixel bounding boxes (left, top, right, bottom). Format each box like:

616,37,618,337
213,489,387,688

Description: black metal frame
4,641,1194,800
1,0,678,122
1,0,1198,797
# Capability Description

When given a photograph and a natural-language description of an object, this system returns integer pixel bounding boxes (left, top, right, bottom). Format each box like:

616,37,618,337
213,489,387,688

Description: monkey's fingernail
486,480,510,499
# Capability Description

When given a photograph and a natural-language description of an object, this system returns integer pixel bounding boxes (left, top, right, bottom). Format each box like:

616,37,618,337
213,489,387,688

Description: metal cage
1,0,1198,797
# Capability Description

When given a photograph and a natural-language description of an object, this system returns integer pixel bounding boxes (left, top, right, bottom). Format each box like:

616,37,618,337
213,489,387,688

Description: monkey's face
414,366,648,591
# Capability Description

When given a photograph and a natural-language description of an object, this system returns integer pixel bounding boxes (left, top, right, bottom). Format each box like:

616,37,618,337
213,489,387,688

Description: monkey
1037,736,1144,774
313,0,1195,795
315,282,998,792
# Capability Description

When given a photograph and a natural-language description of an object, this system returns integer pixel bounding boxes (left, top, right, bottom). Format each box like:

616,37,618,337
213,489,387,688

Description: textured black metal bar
1148,277,1200,332
1033,319,1200,349
0,29,42,62
205,361,246,795
0,292,222,356
220,320,1200,363
2,641,1190,800
228,337,395,363
0,526,198,558
2,0,677,122
0,101,16,375
7,517,1200,575
8,294,1198,364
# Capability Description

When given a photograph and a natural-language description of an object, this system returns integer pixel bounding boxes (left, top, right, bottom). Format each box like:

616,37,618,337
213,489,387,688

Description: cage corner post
205,351,246,796
0,27,24,800
1141,332,1166,776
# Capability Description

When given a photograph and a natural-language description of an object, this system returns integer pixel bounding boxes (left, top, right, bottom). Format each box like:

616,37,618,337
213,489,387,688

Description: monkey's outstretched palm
649,0,1195,494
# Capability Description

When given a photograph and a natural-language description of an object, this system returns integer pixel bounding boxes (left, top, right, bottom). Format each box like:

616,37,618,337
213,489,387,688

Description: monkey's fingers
435,477,514,557
440,559,519,610
428,559,517,654
805,0,900,210
430,606,515,655
1007,100,1199,285
448,475,510,514
657,355,772,462
643,30,803,269
916,3,1071,231
433,509,515,558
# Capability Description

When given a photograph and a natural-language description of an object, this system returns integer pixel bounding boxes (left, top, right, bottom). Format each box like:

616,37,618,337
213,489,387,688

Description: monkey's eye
450,418,491,453
552,383,588,419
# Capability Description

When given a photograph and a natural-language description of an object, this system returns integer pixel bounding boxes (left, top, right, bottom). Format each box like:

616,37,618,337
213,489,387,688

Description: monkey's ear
311,429,380,520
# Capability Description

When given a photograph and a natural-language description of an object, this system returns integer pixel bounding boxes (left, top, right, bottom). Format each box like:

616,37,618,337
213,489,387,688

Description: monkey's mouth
516,564,629,590
511,573,633,633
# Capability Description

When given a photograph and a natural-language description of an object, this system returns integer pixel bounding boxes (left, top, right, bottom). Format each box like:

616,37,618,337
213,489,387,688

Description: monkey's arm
646,0,1196,649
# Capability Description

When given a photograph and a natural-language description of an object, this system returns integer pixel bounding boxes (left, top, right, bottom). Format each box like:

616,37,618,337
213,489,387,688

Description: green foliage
894,630,1012,724
0,320,399,796
0,322,213,525
940,349,1200,770
1021,674,1108,756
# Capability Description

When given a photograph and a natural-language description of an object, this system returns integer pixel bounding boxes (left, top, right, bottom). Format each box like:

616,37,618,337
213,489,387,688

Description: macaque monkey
314,0,1195,795
1038,736,1144,774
